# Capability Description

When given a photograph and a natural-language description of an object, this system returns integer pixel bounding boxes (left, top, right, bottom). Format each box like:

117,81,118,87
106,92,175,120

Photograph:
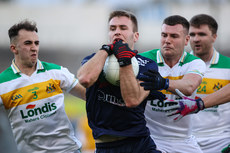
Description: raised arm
113,40,149,107
120,65,149,107
77,50,108,88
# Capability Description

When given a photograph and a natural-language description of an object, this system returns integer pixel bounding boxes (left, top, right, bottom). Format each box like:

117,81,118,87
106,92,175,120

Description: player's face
189,24,216,57
11,29,39,68
108,16,139,50
160,24,189,59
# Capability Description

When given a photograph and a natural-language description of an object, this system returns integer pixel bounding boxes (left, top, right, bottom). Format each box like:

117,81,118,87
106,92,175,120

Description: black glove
147,90,166,102
113,40,138,67
139,69,169,90
100,44,113,55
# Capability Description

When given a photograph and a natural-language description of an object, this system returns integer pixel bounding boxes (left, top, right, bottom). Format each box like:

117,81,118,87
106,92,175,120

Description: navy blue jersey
81,54,158,139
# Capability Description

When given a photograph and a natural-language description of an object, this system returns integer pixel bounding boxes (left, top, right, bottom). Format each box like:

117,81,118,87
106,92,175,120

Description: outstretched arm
70,82,86,100
168,73,202,96
165,83,230,121
202,83,230,108
140,70,202,96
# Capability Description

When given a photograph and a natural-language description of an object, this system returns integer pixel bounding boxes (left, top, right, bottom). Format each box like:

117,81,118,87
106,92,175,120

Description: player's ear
134,32,139,43
212,33,217,42
184,35,190,46
10,44,18,54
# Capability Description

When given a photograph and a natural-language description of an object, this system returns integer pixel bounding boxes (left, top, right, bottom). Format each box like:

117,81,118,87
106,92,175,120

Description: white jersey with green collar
140,49,206,139
191,50,230,138
0,60,81,153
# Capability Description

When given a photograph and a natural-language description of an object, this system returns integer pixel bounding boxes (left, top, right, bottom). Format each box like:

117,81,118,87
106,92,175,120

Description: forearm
77,50,108,88
70,82,86,101
168,74,202,96
119,65,147,107
168,80,194,96
202,83,230,108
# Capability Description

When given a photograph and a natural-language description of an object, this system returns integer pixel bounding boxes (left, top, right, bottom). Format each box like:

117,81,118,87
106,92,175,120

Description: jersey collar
11,59,44,74
190,48,219,65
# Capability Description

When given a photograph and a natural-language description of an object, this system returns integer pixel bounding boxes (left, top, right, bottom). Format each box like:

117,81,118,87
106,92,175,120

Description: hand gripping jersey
82,54,158,139
191,49,230,152
140,49,206,139
0,60,81,153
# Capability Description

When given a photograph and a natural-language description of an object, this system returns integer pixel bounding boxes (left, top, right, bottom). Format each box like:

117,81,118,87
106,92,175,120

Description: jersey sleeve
59,66,79,93
81,53,95,65
136,54,158,79
186,58,206,78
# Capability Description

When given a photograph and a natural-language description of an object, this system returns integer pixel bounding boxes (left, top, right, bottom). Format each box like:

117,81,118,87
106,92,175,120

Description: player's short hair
163,15,190,34
8,19,38,42
189,14,218,34
108,10,138,32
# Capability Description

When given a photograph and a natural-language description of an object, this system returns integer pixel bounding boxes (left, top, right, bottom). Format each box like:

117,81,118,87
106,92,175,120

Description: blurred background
0,0,230,152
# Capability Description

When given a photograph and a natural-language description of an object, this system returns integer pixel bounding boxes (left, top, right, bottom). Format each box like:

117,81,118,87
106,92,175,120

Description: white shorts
196,135,230,153
151,135,203,153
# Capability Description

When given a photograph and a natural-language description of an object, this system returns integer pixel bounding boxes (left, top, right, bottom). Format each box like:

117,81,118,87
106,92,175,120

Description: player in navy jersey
77,10,163,153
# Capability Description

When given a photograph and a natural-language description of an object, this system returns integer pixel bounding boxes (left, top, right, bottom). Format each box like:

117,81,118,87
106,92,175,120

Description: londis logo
20,102,57,119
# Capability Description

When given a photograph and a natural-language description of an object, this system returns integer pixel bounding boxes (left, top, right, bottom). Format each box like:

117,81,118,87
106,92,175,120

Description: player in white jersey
139,15,206,153
0,19,86,153
189,14,230,153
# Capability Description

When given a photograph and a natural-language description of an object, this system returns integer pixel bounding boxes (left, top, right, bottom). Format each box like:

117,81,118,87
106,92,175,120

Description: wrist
118,58,131,67
100,44,112,55
196,98,205,111
164,78,169,89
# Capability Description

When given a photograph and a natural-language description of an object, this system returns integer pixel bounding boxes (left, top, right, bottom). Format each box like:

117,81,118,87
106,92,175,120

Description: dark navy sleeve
81,53,96,65
135,54,158,80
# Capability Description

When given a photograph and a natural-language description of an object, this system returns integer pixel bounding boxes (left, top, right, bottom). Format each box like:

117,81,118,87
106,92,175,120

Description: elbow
182,87,196,96
78,75,92,88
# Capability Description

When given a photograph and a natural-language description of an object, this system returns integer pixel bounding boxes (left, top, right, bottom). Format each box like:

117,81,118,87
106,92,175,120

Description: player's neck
15,62,37,76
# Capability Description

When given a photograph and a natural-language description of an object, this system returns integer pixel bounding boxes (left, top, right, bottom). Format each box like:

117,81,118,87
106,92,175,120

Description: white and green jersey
0,60,81,153
191,50,230,140
140,49,206,139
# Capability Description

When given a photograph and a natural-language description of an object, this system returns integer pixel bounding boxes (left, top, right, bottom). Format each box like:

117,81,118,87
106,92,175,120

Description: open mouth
114,38,123,42
194,45,202,50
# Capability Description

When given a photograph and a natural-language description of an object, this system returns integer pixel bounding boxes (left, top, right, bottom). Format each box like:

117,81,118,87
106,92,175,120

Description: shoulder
183,52,201,63
135,54,158,74
0,67,20,84
136,54,157,66
41,61,61,71
212,53,230,69
139,49,158,61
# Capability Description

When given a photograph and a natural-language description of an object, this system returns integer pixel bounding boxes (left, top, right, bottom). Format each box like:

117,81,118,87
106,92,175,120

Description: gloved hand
139,69,169,90
113,40,138,67
164,89,205,121
147,90,166,102
100,44,114,55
